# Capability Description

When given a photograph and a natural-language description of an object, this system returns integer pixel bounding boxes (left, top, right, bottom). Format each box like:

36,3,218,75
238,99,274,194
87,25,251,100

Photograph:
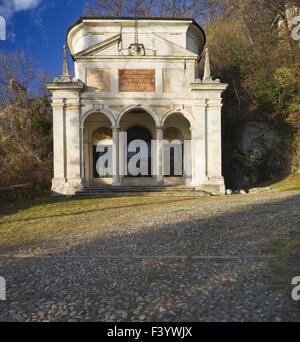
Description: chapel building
46,17,228,195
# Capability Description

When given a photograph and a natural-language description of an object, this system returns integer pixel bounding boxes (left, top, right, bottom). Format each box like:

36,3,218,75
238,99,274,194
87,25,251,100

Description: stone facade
46,17,227,195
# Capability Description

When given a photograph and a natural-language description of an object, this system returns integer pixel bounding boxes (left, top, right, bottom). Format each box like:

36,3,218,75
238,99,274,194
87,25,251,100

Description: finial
203,47,213,83
61,45,71,82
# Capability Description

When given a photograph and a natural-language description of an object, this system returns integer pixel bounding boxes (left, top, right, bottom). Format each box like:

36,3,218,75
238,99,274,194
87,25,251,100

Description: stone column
119,130,127,183
206,100,225,193
51,99,66,194
88,133,93,181
191,128,206,186
80,125,84,182
189,80,227,194
190,102,208,186
112,127,121,186
65,100,83,194
83,129,90,184
45,79,85,195
206,101,222,177
155,126,164,185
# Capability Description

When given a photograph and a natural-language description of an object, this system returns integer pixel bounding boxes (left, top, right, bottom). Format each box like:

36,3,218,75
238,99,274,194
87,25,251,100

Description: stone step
75,191,206,198
84,186,197,191
74,184,208,198
82,188,198,193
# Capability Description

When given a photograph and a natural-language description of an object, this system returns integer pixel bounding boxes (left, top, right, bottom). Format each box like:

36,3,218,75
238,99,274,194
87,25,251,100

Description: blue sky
0,0,87,80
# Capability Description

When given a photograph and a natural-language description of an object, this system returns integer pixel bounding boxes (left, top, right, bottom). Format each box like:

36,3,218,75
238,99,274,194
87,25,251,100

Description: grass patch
0,195,198,254
269,175,300,191
266,232,300,293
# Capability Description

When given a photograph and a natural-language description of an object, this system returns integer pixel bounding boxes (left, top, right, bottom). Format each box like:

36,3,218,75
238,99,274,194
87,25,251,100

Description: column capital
206,99,223,109
52,99,65,109
112,126,120,131
193,100,208,110
65,101,81,111
52,103,65,110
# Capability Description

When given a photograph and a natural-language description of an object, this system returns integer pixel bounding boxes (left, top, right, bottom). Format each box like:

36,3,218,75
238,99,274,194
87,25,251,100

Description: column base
190,176,209,186
155,175,164,186
112,175,121,186
193,176,225,195
51,178,83,196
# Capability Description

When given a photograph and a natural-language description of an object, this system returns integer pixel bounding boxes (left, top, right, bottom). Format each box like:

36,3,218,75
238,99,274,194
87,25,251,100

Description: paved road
0,191,300,321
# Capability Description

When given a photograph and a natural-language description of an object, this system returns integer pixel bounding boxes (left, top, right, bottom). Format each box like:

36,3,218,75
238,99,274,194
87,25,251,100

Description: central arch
127,126,152,177
118,107,158,185
162,112,192,185
117,105,160,128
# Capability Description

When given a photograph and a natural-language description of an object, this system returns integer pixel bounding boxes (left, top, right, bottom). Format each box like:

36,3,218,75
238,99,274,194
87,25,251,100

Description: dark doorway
93,146,111,178
127,126,152,177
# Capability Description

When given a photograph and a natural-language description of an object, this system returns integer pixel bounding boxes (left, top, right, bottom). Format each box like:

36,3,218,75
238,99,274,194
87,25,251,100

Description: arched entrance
162,112,192,185
119,108,157,185
82,112,114,185
92,128,112,178
163,127,184,177
81,108,194,187
127,126,152,177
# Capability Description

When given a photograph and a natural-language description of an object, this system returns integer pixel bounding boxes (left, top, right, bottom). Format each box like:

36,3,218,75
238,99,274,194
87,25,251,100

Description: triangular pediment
152,34,197,57
73,32,197,58
74,34,121,57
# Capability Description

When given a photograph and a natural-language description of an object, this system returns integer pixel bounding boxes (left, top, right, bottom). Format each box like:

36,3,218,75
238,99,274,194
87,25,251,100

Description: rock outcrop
223,121,294,189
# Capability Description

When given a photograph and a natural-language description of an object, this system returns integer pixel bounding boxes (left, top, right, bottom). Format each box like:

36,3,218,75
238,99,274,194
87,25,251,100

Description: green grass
260,177,300,292
269,175,300,191
0,195,200,254
265,232,300,293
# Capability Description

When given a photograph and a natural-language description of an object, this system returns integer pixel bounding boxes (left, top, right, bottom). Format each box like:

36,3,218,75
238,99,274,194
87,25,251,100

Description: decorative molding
117,104,160,127
74,34,121,58
66,103,81,110
161,108,194,127
93,103,106,111
80,107,117,129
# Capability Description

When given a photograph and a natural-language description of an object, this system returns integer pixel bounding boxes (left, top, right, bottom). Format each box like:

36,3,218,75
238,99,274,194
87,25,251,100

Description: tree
84,0,129,16
83,0,212,20
0,50,53,190
0,50,35,108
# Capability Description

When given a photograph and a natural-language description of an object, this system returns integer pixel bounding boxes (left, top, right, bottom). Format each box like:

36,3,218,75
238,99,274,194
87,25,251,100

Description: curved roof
66,16,206,59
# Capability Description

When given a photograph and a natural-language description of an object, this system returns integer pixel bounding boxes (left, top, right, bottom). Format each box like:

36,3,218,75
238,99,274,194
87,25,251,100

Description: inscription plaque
119,69,155,92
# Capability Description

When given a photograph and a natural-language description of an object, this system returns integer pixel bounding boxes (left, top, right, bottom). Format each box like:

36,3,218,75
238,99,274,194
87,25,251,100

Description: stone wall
0,184,34,205
223,121,294,189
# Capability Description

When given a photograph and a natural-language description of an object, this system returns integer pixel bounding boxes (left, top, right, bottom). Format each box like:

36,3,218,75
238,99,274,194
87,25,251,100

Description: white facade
46,17,228,195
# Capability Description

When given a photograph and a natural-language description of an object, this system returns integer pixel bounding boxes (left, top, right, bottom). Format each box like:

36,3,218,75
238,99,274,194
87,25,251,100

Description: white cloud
13,0,41,12
0,0,42,19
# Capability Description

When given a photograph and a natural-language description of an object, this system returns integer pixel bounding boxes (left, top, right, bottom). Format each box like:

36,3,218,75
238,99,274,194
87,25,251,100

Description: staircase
75,185,208,198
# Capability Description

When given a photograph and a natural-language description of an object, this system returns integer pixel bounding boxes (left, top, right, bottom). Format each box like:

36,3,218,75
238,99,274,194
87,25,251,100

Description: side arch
161,109,195,128
117,105,161,127
80,108,117,128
